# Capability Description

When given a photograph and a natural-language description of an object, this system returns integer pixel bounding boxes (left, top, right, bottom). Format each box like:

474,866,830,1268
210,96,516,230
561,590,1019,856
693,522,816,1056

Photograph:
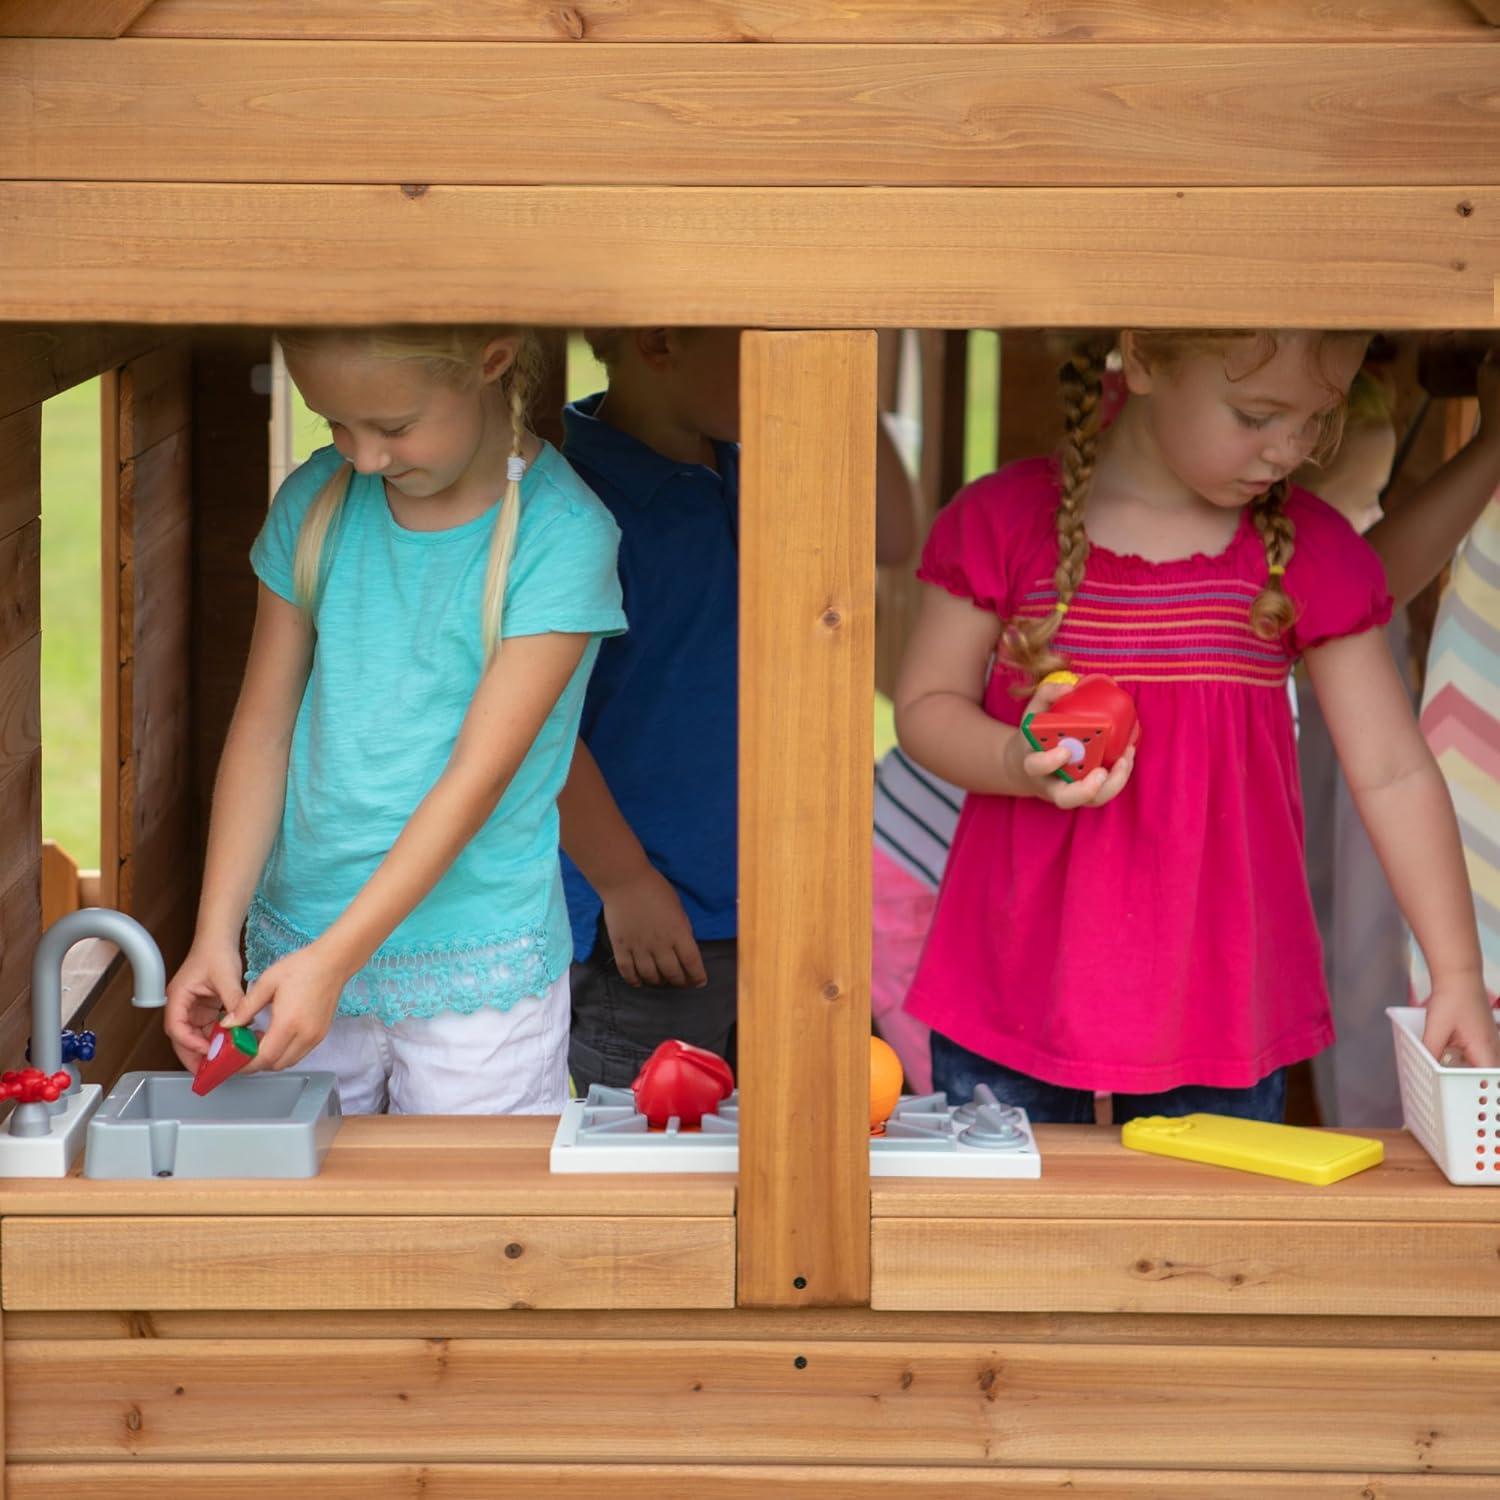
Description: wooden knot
552,6,586,38
821,982,842,1001
820,609,842,629
399,184,429,199
504,1242,524,1259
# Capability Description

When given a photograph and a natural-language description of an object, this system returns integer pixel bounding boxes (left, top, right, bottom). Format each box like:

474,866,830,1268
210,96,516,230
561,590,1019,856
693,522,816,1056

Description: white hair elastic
507,455,528,484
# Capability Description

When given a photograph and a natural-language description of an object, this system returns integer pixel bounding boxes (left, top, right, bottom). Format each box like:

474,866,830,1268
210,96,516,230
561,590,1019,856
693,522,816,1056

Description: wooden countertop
872,1126,1500,1222
0,1114,736,1217
1,1120,1491,1224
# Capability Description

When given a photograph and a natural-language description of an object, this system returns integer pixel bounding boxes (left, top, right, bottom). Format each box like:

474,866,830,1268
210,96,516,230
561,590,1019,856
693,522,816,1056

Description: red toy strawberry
1022,673,1140,784
192,1023,259,1096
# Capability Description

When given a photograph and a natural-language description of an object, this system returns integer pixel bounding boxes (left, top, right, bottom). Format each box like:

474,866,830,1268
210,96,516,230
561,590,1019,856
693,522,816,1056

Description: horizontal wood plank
6,41,1499,187
0,324,161,421
6,1337,1498,1468
0,1114,737,1216
9,1463,1500,1499
0,635,40,785
11,1306,1500,1349
1,1215,737,1309
125,0,1496,43
1,183,1494,329
0,1,156,37
0,752,41,898
871,1217,1500,1316
0,404,41,535
873,1127,1500,1221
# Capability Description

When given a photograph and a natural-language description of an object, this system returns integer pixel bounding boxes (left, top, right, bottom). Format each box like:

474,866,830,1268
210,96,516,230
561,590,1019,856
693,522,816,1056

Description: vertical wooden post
738,330,875,1308
189,332,271,866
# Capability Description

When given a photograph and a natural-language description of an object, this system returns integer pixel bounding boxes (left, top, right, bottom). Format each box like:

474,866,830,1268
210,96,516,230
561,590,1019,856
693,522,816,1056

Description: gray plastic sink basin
83,1070,341,1179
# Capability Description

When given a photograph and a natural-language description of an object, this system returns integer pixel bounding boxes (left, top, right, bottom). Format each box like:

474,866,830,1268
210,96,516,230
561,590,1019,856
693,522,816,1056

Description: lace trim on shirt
244,895,558,1027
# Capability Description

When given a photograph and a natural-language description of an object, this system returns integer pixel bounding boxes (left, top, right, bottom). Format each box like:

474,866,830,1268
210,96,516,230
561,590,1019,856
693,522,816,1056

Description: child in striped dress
894,329,1499,1124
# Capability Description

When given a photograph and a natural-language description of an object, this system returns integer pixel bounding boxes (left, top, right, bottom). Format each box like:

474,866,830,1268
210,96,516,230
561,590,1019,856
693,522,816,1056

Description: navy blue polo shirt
560,394,740,961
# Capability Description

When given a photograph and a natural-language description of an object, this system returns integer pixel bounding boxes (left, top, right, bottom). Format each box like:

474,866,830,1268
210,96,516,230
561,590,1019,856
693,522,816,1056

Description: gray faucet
8,908,167,1140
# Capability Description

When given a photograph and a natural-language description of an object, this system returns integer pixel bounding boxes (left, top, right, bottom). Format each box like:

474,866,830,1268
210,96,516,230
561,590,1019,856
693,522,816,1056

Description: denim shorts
930,1029,1287,1125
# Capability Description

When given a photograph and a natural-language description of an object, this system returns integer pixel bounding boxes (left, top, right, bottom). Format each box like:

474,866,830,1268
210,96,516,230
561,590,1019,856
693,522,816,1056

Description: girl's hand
1004,678,1137,809
1422,977,1500,1069
599,867,707,988
220,941,348,1072
164,942,246,1072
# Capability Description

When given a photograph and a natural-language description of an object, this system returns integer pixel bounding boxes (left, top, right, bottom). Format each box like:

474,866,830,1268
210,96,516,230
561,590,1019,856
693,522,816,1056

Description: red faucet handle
0,1067,72,1104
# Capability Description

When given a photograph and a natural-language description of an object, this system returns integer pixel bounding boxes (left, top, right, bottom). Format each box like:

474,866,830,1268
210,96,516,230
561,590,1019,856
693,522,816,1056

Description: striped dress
905,458,1392,1094
1413,494,1500,1001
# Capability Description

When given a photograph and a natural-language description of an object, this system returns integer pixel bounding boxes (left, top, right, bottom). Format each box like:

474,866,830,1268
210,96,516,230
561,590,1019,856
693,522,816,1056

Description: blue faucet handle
56,1029,97,1064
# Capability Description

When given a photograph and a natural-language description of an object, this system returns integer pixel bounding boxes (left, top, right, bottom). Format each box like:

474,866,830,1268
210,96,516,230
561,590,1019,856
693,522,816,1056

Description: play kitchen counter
0,1120,1496,1496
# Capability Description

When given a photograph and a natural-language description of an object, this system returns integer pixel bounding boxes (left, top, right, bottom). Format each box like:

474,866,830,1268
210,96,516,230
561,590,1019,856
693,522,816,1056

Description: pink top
906,458,1392,1092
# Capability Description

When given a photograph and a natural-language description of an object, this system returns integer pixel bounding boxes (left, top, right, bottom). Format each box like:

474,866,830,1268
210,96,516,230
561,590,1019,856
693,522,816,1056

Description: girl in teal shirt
164,325,625,1113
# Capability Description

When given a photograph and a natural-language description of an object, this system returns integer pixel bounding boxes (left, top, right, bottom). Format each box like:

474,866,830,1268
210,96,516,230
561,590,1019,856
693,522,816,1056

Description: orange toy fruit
869,1035,904,1132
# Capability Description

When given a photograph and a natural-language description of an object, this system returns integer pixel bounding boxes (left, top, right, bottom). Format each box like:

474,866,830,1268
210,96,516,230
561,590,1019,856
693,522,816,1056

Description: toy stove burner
550,1081,1039,1178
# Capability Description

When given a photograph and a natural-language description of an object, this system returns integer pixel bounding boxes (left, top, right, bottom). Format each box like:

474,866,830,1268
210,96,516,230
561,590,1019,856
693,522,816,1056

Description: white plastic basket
1387,1006,1499,1186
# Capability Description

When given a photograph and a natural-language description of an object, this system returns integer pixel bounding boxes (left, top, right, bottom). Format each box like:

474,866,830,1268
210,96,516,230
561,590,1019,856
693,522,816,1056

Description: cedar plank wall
0,327,168,1079
3,6,1500,1498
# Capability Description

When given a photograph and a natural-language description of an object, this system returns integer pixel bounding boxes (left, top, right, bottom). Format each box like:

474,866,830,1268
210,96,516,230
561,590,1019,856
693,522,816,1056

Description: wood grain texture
10,1464,1500,1499
2,1215,737,1309
871,1217,1500,1316
186,332,270,865
738,331,874,1307
11,1305,1500,1349
2,184,1494,329
125,0,1496,42
872,1127,1500,1221
0,407,40,537
0,0,155,37
6,1337,1498,1468
0,1114,737,1216
0,326,160,421
6,41,1500,187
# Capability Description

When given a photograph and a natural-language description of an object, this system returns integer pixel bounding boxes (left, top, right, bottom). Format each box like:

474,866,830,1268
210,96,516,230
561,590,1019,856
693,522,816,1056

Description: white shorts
275,972,570,1117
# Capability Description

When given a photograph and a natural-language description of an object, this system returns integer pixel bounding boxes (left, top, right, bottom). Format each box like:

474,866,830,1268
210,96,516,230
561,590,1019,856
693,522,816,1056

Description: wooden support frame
2,185,1494,330
738,331,874,1307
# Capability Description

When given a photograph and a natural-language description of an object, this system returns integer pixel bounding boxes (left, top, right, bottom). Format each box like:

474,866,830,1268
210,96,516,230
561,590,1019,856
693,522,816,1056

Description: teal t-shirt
244,442,626,1025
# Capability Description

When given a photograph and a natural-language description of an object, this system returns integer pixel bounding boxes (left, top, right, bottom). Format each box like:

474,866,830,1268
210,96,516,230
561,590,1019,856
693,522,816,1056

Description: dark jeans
569,924,738,1094
929,1030,1287,1125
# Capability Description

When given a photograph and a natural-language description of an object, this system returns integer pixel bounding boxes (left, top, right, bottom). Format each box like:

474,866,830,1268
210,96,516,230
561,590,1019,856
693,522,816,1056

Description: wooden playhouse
0,3,1498,1495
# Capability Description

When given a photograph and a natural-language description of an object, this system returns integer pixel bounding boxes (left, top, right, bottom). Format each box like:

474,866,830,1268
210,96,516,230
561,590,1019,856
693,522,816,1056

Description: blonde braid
478,333,544,655
1248,479,1297,639
292,461,354,614
1003,336,1111,689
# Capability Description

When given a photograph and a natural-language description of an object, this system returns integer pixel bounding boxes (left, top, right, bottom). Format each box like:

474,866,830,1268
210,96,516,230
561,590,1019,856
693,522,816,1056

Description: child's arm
1366,352,1499,608
222,631,591,1071
894,585,1134,808
164,585,314,1067
557,742,706,988
875,413,919,566
1306,628,1500,1066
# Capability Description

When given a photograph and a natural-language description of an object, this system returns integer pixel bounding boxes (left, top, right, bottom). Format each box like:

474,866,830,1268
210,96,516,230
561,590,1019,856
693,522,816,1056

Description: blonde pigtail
478,334,544,655
1248,478,1297,639
292,461,354,615
1003,336,1111,691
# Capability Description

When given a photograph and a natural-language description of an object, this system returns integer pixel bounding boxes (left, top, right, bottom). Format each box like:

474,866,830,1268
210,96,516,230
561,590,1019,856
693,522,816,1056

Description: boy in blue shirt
559,327,916,1092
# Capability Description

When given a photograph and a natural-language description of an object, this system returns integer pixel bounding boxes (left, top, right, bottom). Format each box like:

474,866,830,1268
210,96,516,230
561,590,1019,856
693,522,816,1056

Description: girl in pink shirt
894,329,1499,1124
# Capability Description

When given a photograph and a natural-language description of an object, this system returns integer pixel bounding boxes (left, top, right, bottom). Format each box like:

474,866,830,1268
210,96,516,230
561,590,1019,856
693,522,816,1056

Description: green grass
40,379,102,869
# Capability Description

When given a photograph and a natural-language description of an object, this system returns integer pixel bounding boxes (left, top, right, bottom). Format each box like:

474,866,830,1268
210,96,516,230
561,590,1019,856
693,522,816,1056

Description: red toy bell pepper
632,1040,735,1129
